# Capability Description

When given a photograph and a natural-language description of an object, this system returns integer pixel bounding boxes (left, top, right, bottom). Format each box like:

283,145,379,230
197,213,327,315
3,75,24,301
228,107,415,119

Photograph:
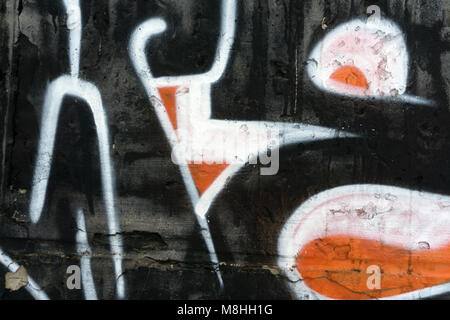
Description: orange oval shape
329,66,368,89
297,235,450,300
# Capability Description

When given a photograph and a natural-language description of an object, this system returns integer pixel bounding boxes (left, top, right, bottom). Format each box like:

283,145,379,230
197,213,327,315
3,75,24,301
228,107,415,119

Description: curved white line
206,0,236,83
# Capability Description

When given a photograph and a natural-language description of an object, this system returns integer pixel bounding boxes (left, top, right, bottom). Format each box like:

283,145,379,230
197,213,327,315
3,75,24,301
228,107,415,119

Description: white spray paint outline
278,184,450,300
28,0,125,299
129,0,357,291
307,15,436,106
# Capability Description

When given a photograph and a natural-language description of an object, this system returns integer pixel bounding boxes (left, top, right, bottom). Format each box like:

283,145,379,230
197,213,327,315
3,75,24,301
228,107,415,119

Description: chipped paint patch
5,266,29,291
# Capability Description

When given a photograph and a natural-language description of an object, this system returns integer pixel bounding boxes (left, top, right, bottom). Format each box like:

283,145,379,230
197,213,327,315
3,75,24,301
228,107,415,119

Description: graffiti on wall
307,8,434,106
27,0,124,299
278,184,450,300
278,11,449,300
129,0,355,290
0,0,448,300
0,247,49,299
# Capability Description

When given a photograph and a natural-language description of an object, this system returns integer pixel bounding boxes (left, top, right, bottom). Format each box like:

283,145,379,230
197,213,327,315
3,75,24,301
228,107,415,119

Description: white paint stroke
130,0,357,292
29,76,125,299
130,0,236,87
367,5,381,21
0,247,50,300
278,184,450,300
197,214,224,291
76,208,98,300
29,0,125,299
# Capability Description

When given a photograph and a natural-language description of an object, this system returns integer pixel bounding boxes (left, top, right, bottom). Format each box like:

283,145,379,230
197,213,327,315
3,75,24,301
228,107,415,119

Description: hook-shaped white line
367,5,381,22
129,0,236,86
129,18,168,82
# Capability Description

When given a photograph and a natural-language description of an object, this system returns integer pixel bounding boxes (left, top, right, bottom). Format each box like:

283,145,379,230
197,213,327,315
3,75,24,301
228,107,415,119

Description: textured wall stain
5,266,29,292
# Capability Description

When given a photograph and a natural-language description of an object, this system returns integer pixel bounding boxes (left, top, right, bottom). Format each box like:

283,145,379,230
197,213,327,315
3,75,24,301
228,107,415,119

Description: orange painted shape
158,87,179,130
188,163,230,195
296,236,450,300
330,66,368,89
157,87,230,195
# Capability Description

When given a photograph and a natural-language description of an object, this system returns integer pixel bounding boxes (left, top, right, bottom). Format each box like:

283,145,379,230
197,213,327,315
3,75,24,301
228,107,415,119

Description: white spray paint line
196,214,224,291
76,208,98,300
129,0,358,292
130,0,236,87
29,0,125,299
29,76,125,299
0,247,50,300
277,184,450,300
63,0,81,77
0,9,48,302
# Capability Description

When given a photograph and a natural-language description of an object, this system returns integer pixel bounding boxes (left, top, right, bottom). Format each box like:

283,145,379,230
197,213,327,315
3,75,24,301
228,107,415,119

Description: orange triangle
158,87,179,130
188,163,230,195
330,65,368,88
158,86,230,195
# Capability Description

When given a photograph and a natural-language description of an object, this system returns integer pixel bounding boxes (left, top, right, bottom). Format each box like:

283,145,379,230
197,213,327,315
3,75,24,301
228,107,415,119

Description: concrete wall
0,0,449,300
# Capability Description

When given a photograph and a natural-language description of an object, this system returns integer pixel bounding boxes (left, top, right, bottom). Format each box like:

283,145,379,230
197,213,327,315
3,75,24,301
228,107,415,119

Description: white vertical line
63,0,82,77
76,208,98,300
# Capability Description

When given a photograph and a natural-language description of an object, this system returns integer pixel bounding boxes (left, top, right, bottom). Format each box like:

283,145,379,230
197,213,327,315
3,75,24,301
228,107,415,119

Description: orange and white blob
278,185,450,300
307,16,432,104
